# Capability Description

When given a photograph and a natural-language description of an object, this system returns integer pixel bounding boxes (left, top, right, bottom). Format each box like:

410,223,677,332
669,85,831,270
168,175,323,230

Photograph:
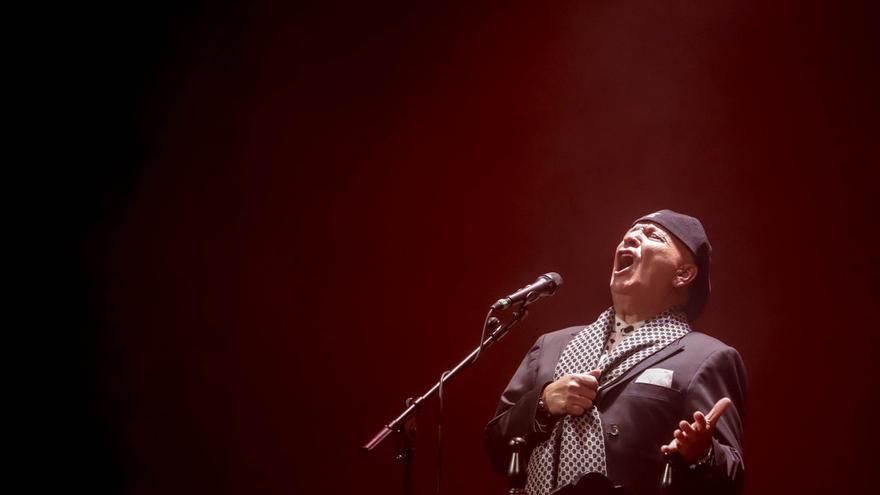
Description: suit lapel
596,340,685,400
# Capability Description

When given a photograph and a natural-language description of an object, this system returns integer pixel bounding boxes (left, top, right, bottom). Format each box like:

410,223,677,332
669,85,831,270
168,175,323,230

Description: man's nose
623,232,640,248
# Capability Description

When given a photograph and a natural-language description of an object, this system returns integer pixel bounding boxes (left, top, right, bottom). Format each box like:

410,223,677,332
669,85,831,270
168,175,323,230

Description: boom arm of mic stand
362,307,528,452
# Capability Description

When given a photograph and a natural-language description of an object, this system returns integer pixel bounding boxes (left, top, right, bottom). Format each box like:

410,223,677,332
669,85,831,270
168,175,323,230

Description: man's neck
615,309,654,325
612,293,682,324
615,308,655,324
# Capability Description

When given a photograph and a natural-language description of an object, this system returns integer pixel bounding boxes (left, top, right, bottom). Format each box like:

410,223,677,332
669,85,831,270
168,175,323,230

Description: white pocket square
634,368,674,388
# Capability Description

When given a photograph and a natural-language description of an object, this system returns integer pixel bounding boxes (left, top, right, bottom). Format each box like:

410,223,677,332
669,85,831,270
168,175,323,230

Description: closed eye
645,227,665,241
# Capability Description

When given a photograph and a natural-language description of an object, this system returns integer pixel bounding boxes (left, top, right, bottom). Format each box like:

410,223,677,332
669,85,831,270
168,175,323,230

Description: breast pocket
619,382,683,403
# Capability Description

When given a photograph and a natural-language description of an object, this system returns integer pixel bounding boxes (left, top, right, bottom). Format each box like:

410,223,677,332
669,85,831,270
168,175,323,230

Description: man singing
485,210,746,495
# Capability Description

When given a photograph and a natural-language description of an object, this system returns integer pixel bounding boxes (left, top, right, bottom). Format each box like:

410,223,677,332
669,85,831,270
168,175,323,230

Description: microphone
492,272,563,310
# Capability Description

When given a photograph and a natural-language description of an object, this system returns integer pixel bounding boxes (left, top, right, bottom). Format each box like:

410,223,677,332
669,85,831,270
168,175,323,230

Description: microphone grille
545,272,563,287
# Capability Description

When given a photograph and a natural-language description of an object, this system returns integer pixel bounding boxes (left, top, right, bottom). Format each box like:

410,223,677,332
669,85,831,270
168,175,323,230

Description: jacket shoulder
536,325,585,345
680,330,736,352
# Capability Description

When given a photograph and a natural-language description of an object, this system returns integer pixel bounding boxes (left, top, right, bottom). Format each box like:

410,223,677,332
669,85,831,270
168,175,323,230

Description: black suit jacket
485,327,747,495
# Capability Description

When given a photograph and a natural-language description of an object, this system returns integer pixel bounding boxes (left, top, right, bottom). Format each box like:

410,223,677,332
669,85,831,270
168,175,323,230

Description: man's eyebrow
639,224,669,239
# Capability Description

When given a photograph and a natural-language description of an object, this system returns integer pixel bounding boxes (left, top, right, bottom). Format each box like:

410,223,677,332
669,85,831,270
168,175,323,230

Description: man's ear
673,264,698,288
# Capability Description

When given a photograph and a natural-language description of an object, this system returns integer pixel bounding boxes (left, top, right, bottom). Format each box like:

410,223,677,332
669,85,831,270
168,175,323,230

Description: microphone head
542,272,563,294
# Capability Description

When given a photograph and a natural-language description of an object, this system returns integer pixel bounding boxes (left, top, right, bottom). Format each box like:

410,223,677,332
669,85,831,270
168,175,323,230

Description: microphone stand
362,305,530,495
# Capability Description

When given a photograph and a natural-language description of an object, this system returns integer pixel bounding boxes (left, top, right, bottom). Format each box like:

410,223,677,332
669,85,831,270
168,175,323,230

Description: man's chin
610,280,635,296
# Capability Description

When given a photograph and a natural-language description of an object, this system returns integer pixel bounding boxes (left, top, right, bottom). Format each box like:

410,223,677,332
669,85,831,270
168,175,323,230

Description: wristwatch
535,396,557,432
690,443,715,471
537,397,550,416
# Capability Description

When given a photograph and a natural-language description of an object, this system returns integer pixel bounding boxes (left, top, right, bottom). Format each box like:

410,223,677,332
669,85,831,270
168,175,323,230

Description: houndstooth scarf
525,307,691,495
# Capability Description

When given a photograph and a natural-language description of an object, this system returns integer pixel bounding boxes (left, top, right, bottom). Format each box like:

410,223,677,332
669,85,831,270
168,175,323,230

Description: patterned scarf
525,307,691,495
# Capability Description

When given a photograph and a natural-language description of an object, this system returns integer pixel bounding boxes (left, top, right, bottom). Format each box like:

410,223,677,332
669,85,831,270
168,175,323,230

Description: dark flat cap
633,209,712,320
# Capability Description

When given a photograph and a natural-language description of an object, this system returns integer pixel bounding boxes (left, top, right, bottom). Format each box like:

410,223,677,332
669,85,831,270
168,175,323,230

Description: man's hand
660,397,732,464
541,370,601,417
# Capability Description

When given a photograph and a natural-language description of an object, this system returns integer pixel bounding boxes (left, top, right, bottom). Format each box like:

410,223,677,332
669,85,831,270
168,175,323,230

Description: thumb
588,369,602,378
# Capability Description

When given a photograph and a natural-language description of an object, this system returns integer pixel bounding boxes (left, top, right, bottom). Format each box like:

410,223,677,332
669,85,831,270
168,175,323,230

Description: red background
63,1,879,494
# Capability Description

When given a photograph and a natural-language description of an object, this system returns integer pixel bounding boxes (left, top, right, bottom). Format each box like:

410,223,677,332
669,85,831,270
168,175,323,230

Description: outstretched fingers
660,438,679,455
661,397,733,456
673,429,685,443
693,411,708,433
679,420,695,436
705,397,732,425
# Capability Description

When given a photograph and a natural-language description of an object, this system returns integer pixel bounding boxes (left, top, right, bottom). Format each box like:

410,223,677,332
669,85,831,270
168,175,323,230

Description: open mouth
615,252,636,273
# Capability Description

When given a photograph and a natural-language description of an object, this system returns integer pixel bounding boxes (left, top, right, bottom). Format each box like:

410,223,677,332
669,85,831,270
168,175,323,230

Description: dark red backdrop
68,1,879,494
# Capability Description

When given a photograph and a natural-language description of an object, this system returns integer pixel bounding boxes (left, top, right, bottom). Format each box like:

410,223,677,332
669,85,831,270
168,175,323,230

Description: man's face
610,222,692,298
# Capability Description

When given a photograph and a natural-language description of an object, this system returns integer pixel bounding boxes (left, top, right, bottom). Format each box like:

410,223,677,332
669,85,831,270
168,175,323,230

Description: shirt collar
613,314,646,333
